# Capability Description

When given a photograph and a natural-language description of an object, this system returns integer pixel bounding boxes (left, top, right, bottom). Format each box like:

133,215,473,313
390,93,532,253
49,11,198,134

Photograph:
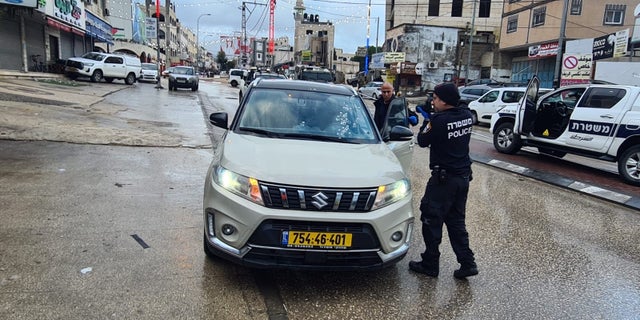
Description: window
480,91,499,103
105,57,123,64
508,0,521,3
507,15,518,33
452,0,463,17
479,0,491,18
580,88,625,109
532,7,546,27
570,0,582,15
604,4,626,25
428,0,440,16
433,42,443,51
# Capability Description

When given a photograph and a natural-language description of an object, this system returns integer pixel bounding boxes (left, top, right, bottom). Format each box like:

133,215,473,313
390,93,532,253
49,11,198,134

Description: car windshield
300,71,333,82
256,74,286,80
236,88,378,144
142,64,157,70
81,52,105,61
173,67,194,75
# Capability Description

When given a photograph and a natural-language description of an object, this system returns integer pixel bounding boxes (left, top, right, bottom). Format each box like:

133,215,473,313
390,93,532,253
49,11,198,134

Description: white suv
64,52,141,84
228,68,244,87
490,76,640,186
204,79,416,270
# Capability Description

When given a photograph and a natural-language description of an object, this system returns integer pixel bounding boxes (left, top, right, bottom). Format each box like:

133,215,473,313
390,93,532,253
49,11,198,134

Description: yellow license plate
282,231,352,249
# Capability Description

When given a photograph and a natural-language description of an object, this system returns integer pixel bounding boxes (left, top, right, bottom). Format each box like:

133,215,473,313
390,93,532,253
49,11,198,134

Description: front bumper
203,176,414,270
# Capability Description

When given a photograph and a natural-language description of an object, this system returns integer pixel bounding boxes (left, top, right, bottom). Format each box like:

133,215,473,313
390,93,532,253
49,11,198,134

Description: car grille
66,60,83,69
259,182,377,212
245,219,383,268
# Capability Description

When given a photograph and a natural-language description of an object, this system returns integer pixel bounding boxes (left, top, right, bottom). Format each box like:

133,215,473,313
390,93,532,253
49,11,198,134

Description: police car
489,75,640,186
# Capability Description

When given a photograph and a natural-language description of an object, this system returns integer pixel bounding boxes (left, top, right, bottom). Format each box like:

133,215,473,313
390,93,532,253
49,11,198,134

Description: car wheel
66,74,78,80
125,73,136,85
471,111,478,125
231,80,238,87
104,77,114,83
90,70,103,83
372,93,378,100
493,122,522,154
618,145,640,186
168,83,173,91
192,84,198,91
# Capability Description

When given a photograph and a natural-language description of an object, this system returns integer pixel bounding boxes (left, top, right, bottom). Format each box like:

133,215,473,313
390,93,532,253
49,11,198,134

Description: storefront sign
384,52,405,63
528,42,558,58
371,53,384,69
86,10,114,44
39,0,86,31
560,53,592,86
0,0,37,7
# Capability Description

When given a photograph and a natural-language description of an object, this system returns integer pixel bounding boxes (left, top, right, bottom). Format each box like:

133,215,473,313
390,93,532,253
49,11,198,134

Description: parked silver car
203,78,416,270
167,66,198,91
358,81,384,100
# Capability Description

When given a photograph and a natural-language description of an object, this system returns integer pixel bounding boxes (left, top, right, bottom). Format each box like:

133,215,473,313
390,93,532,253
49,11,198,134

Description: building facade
385,0,510,84
500,0,640,88
293,0,335,69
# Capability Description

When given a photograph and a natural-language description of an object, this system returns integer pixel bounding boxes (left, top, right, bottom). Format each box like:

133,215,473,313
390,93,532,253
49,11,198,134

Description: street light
197,13,212,74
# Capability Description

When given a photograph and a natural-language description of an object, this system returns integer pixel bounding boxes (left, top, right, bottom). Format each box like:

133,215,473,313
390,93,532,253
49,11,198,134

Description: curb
471,153,640,211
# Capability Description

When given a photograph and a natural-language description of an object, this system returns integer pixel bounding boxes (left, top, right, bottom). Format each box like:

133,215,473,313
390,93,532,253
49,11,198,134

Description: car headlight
212,166,263,205
371,179,411,210
84,63,94,67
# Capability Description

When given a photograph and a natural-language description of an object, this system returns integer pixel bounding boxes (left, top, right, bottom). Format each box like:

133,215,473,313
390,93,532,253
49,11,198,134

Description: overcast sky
173,0,386,54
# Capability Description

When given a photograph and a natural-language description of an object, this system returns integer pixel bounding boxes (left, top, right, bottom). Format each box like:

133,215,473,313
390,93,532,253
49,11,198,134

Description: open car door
514,75,540,135
382,97,415,175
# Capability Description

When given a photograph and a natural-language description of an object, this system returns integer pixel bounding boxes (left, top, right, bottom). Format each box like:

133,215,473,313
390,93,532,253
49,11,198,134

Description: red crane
269,0,275,54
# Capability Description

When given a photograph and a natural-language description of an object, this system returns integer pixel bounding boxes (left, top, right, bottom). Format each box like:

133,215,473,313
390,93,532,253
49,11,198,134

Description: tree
350,46,382,71
216,50,228,71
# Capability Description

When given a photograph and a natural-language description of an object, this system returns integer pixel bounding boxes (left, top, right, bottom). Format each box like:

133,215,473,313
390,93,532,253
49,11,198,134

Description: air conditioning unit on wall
428,61,438,69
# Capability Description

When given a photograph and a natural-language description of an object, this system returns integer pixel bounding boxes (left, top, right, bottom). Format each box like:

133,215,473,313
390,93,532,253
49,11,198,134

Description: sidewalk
0,69,64,81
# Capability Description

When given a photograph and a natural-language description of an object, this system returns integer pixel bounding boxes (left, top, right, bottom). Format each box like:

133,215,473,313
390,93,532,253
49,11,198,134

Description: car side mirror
385,125,414,142
209,112,229,129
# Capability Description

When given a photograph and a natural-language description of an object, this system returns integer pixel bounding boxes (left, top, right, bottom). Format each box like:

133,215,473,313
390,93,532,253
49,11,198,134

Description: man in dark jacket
373,82,417,132
409,82,478,279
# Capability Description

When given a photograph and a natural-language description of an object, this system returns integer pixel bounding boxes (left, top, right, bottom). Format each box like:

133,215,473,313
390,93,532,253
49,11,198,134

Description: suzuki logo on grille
311,192,329,209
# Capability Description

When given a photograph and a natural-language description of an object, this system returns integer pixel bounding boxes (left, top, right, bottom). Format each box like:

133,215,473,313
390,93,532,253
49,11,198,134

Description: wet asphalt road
0,79,638,319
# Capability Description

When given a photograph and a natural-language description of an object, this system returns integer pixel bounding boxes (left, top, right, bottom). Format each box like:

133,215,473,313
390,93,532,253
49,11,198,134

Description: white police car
489,75,640,186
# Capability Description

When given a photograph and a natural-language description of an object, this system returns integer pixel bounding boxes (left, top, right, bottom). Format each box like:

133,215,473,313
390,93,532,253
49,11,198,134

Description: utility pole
241,1,266,68
553,0,570,88
464,0,477,86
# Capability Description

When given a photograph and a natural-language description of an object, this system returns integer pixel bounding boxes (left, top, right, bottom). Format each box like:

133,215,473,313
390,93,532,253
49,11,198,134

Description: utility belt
431,165,472,184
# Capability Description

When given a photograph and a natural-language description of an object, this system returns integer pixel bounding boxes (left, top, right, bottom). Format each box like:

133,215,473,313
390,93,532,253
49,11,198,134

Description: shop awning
47,18,85,36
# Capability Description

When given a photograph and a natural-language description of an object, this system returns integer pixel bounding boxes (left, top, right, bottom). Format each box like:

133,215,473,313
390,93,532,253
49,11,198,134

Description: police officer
409,82,478,279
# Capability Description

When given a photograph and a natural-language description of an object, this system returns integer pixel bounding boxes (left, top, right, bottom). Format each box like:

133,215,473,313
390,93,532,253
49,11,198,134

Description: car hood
218,133,407,187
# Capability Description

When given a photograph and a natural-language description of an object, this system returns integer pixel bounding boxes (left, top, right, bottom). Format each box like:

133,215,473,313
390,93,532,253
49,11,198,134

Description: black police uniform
415,106,476,275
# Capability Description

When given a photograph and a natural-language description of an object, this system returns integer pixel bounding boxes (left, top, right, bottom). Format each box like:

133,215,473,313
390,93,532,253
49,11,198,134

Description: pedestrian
373,82,417,132
409,82,478,279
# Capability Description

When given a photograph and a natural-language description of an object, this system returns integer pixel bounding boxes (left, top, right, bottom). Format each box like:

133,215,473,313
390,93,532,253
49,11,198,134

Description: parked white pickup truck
490,75,640,186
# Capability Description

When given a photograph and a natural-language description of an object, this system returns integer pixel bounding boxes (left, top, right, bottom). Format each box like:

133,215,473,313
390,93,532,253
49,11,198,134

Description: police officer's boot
453,262,478,279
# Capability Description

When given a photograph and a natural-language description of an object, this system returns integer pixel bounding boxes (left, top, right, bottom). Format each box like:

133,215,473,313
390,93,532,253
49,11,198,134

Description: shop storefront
85,10,114,52
38,0,86,65
0,0,41,70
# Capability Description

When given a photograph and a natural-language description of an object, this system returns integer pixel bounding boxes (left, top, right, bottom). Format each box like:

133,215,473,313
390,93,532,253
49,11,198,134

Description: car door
514,76,540,135
383,97,414,174
472,89,499,122
560,87,628,151
103,56,125,78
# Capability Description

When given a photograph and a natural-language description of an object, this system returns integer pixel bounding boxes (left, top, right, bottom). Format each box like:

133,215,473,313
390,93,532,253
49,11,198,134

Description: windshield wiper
238,127,283,138
279,133,357,144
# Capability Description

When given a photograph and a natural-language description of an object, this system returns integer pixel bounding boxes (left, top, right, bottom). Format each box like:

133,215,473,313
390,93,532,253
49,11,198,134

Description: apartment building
293,0,335,69
500,0,639,88
0,0,114,71
385,0,510,84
